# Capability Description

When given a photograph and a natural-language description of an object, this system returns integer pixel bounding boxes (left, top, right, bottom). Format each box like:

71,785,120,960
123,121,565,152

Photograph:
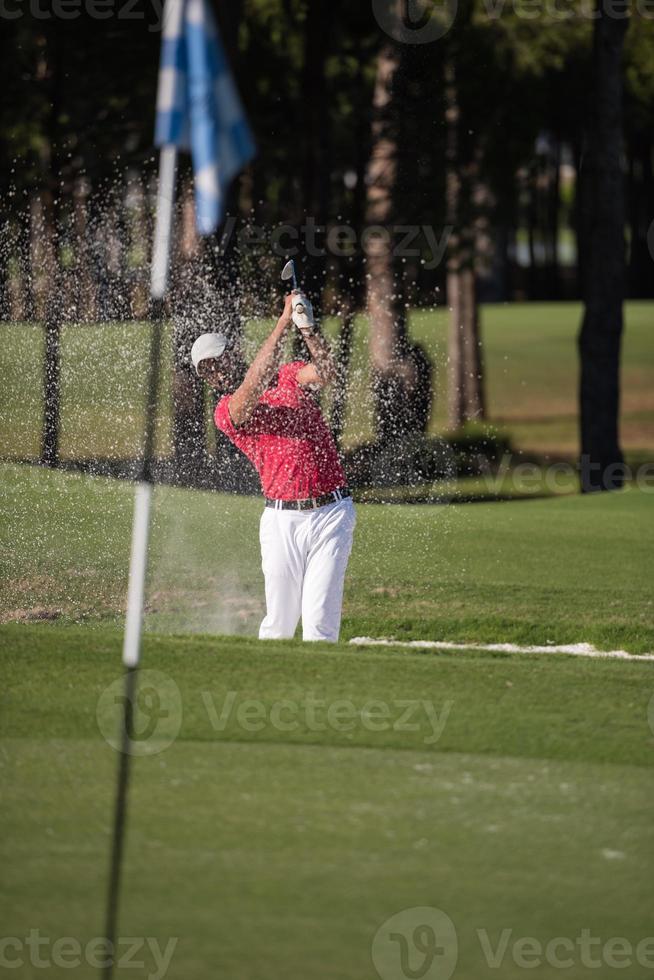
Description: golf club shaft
103,666,137,980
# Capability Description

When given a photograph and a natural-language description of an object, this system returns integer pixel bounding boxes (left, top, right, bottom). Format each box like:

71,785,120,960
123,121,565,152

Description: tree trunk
445,58,484,429
578,1,628,493
286,0,332,364
0,229,8,320
366,42,431,443
22,207,37,322
526,164,538,300
331,39,369,447
171,183,207,483
126,176,150,320
301,0,330,307
42,285,63,465
461,267,484,420
571,138,584,300
331,303,356,449
73,176,97,322
545,137,561,300
40,24,64,468
41,180,63,466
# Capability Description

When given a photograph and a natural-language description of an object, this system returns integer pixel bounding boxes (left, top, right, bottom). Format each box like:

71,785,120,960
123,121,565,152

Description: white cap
191,333,228,374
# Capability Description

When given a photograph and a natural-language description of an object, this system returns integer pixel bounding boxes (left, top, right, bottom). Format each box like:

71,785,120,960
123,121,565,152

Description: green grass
2,302,652,463
2,628,654,979
1,462,653,652
1,462,653,978
0,321,173,460
327,301,654,460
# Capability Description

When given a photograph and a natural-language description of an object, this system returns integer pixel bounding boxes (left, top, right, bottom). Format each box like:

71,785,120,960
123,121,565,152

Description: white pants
258,497,356,643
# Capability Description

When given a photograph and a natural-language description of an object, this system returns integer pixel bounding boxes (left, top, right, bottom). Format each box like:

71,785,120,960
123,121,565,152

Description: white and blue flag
154,0,255,235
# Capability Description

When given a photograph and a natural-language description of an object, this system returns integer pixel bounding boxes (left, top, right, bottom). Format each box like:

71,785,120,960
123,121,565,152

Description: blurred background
0,0,652,496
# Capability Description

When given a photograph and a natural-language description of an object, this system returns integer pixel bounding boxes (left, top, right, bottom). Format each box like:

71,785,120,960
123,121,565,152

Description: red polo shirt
214,361,347,500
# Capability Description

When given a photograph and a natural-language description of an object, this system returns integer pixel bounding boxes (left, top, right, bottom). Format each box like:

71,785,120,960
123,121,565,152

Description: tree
41,22,65,468
300,0,331,304
444,54,485,429
578,0,629,493
365,40,432,444
624,19,654,298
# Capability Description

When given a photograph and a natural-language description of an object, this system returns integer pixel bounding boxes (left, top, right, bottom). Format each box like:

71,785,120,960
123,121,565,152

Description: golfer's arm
229,316,290,427
297,328,337,387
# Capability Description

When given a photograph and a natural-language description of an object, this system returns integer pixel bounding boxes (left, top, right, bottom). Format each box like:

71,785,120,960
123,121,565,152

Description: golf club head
281,259,297,291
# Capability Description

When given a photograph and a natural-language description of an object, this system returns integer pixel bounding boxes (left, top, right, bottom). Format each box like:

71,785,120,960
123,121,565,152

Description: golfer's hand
291,291,315,331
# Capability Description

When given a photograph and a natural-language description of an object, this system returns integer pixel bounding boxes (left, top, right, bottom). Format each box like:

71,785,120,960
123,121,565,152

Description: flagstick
151,146,178,304
103,145,177,980
102,664,136,980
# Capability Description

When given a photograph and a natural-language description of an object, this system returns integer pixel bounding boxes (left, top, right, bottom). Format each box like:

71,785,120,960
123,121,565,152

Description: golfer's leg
258,509,303,640
301,500,356,643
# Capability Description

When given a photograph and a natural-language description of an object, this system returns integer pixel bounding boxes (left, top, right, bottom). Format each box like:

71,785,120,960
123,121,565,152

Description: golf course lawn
1,462,653,977
1,301,652,463
2,628,654,980
1,462,653,652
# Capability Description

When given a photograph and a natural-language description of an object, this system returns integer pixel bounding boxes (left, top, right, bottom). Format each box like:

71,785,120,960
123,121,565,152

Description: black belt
265,487,351,511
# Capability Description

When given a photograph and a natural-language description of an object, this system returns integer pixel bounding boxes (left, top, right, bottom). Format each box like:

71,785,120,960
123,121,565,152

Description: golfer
191,291,355,643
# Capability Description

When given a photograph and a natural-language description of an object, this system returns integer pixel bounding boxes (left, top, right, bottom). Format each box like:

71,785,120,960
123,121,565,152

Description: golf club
281,258,314,329
281,258,298,291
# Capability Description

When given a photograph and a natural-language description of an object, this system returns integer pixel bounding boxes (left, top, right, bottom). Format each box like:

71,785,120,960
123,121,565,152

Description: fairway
2,628,654,979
